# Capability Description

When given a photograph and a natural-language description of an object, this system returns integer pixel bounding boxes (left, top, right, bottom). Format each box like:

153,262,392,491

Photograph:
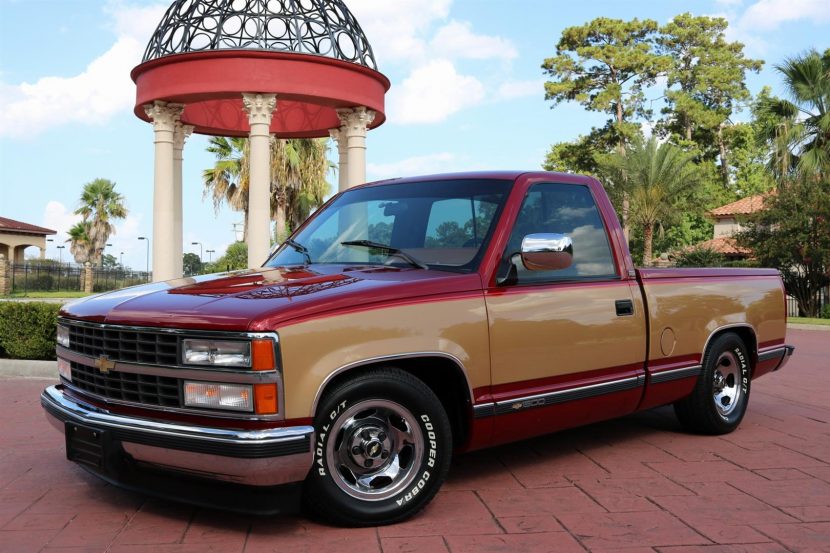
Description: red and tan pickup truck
42,171,794,525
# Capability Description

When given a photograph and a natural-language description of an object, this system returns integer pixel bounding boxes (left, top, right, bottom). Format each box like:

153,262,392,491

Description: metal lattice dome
143,0,378,70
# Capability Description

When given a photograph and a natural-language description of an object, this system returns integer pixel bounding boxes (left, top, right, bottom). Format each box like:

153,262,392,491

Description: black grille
67,323,179,366
69,361,181,407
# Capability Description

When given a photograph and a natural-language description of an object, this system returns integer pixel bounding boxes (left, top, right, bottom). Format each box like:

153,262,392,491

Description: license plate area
65,422,108,469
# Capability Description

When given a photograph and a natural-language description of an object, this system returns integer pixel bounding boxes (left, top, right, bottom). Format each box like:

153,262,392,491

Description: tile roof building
691,193,769,259
0,217,56,263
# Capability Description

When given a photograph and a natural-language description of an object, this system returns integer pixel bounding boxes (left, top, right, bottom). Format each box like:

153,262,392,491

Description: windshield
266,179,512,272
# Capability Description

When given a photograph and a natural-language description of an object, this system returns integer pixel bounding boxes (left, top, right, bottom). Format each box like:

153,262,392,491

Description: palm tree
67,221,93,264
73,178,127,265
204,137,332,242
756,49,830,180
203,137,250,240
270,138,332,240
599,137,702,266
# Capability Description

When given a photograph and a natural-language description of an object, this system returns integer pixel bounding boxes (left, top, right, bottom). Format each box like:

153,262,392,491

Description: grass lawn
789,317,830,326
4,290,90,299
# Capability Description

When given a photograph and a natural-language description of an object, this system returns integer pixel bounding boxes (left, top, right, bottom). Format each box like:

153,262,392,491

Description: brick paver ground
1,328,828,552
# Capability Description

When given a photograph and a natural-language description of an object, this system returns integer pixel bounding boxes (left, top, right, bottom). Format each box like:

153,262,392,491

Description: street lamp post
206,249,215,263
100,243,113,268
138,237,150,281
192,242,203,274
120,252,124,268
56,245,65,289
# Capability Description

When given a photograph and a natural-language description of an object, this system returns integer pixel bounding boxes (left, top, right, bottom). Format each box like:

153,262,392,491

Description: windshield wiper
341,240,429,270
284,238,311,265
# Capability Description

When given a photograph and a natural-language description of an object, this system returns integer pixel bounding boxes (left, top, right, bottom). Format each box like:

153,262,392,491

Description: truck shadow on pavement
74,404,689,527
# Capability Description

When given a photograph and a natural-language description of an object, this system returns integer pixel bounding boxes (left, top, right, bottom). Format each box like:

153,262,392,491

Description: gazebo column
336,107,375,188
242,93,277,269
173,122,194,278
328,126,349,192
144,101,184,282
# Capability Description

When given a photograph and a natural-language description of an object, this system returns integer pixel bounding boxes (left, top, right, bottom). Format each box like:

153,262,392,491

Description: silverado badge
94,355,115,374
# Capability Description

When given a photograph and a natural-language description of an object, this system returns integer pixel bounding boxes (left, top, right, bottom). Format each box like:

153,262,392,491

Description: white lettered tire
674,332,751,435
303,368,452,526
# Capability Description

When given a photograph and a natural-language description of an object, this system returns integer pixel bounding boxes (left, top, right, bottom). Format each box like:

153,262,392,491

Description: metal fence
8,263,150,294
786,286,830,318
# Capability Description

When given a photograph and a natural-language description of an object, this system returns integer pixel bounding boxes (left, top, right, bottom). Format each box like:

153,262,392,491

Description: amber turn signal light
251,339,275,371
254,383,278,414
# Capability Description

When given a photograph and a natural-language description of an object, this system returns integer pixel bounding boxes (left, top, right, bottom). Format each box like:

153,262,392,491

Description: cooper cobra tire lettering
394,414,436,506
304,368,452,526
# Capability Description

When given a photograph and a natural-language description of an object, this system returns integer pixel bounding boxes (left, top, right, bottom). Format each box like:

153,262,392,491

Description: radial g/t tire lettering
674,332,751,435
303,367,452,526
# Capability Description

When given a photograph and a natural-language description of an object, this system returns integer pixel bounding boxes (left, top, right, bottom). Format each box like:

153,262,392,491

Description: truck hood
60,265,483,331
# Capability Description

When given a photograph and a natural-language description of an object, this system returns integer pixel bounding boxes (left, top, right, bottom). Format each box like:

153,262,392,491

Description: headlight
182,339,251,367
57,325,70,348
183,381,253,412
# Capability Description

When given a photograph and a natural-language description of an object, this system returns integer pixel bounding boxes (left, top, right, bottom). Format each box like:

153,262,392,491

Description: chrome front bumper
41,385,314,486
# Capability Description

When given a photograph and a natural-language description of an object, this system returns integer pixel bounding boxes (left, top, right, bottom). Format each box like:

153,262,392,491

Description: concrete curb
788,323,830,332
0,358,57,378
0,297,72,304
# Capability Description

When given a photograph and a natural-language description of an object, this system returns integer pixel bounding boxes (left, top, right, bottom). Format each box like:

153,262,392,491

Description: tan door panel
486,281,646,386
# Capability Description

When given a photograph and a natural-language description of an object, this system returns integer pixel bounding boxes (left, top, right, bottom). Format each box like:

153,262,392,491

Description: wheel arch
701,324,758,374
311,353,474,448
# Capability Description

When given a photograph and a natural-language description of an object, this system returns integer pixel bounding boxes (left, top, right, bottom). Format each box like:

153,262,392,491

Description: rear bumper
758,345,796,372
41,385,314,487
777,345,795,371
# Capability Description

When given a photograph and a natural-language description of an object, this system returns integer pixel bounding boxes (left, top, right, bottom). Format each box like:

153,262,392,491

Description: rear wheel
303,368,452,526
674,333,751,435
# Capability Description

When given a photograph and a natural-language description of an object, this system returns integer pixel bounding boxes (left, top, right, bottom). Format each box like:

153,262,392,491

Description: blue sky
1,0,827,270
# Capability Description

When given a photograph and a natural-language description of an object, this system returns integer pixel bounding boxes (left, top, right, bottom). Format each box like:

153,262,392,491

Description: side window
505,183,617,283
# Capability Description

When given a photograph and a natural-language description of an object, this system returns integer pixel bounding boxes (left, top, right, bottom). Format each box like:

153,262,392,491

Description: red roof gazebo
131,0,390,281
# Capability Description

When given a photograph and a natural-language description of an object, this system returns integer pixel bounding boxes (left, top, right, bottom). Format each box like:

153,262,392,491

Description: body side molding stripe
473,403,495,419
757,347,788,363
649,365,703,384
473,374,645,418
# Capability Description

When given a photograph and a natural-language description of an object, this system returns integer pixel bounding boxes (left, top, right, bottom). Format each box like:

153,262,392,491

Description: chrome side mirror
520,233,573,271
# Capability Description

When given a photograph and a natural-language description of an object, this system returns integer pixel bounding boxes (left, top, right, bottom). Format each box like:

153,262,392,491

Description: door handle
615,299,634,316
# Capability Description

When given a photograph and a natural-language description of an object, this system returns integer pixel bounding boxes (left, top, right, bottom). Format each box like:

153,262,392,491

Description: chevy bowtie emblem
94,355,115,374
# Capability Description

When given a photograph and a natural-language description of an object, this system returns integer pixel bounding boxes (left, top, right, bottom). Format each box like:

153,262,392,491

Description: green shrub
0,302,61,359
821,304,830,319
673,246,726,268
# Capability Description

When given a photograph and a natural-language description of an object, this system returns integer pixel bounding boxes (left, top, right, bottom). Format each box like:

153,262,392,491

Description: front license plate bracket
65,422,108,470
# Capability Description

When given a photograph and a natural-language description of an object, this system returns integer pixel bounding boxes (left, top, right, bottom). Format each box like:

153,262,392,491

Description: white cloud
346,0,452,64
0,1,166,139
388,60,485,124
43,201,82,246
105,0,168,42
739,0,830,30
496,79,545,101
430,21,517,61
367,152,457,180
347,0,519,125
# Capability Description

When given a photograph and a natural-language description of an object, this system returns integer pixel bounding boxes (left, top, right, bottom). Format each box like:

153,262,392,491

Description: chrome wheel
326,399,424,501
712,351,742,417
